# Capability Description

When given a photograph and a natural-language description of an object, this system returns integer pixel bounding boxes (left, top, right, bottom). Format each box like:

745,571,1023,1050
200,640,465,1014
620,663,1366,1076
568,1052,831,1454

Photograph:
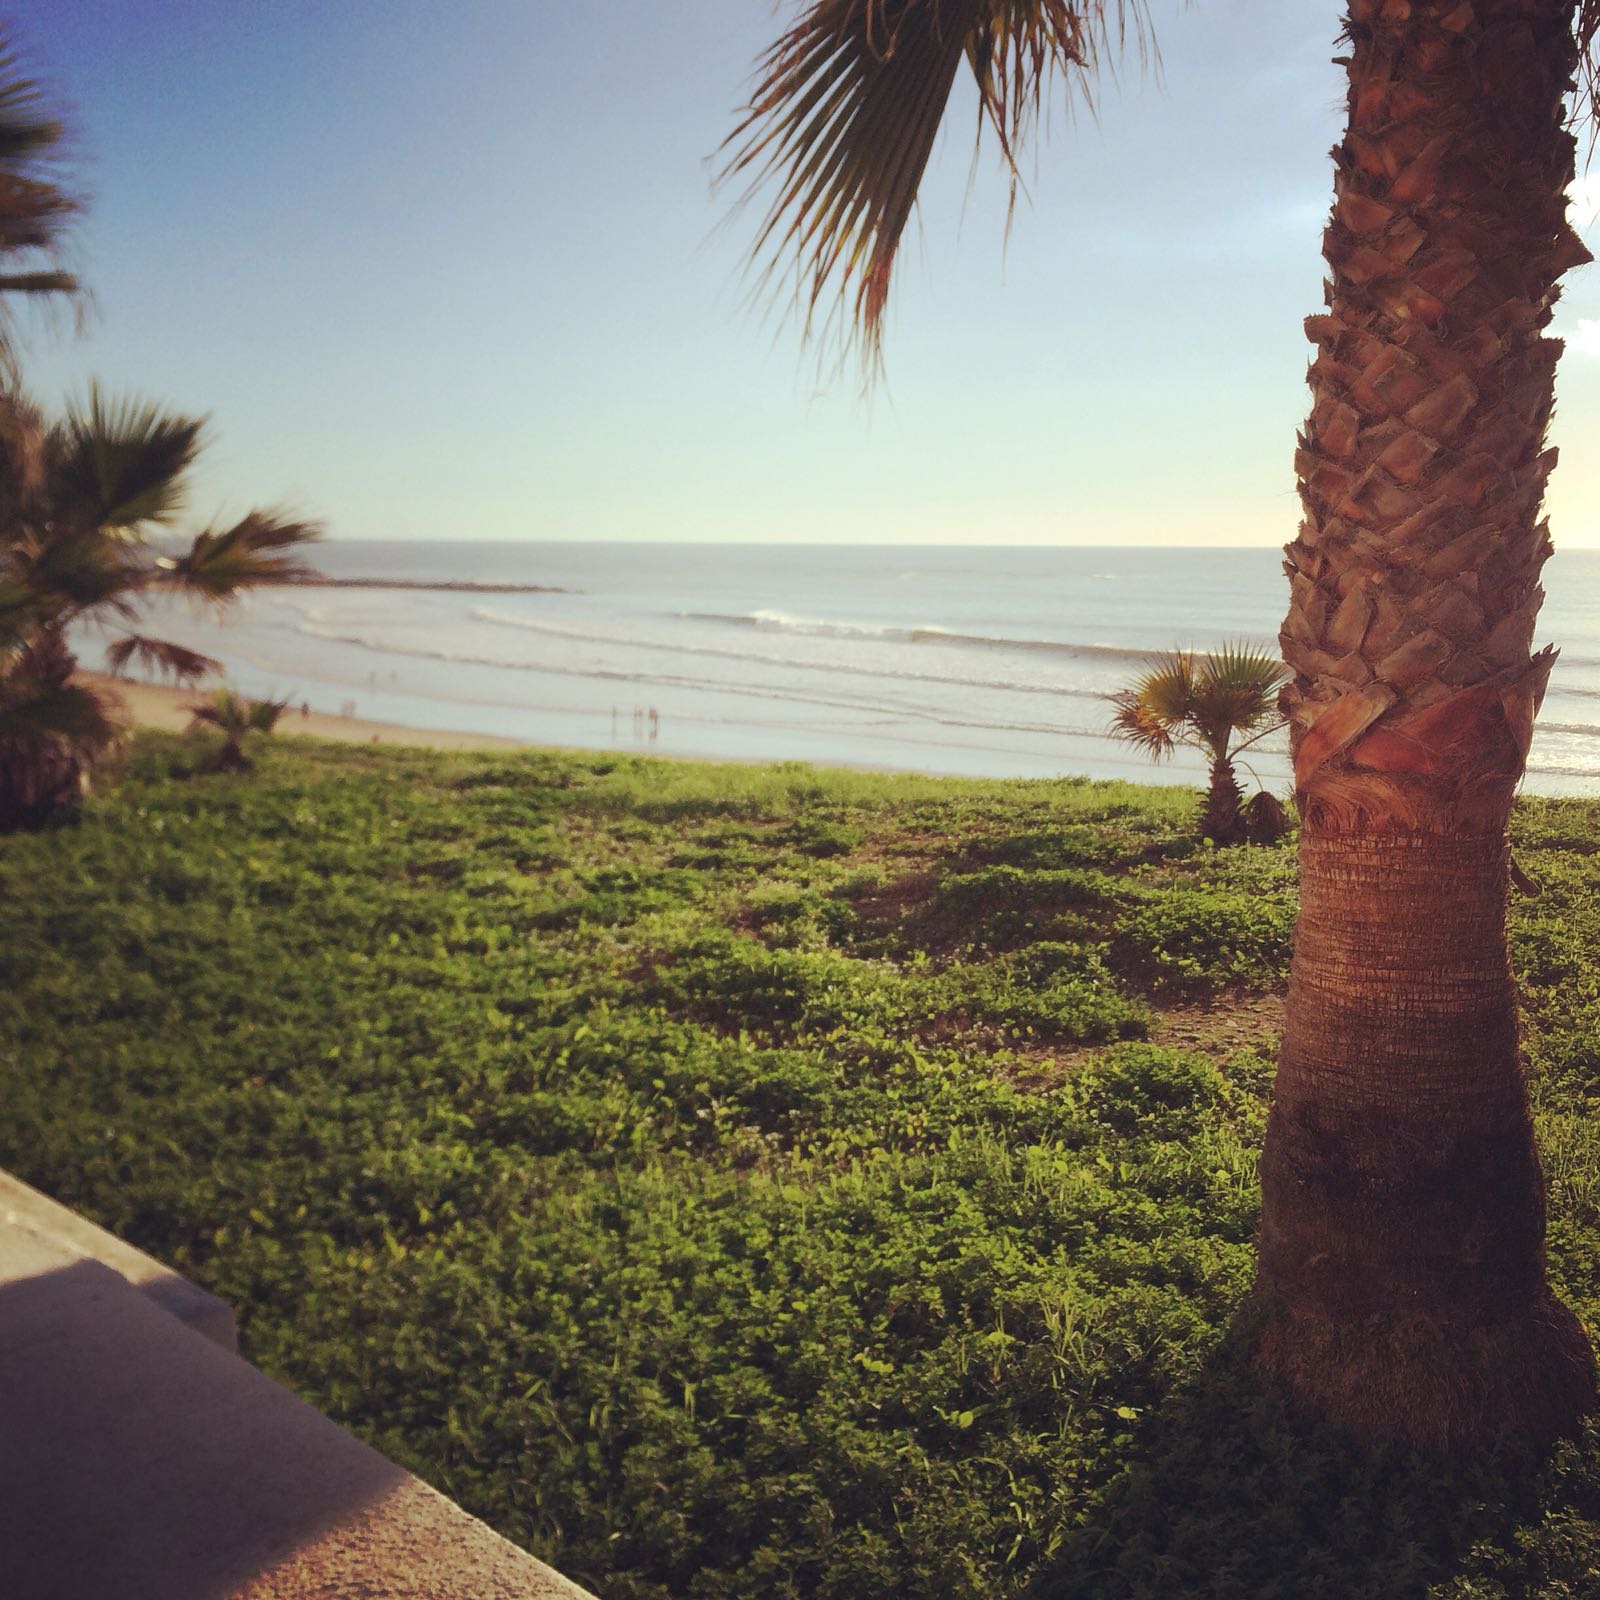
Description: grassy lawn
5,733,1600,1597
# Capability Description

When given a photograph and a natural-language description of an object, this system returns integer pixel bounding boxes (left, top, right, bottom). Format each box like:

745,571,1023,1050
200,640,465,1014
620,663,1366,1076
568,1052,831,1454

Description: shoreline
77,673,1036,779
79,672,528,752
276,578,568,594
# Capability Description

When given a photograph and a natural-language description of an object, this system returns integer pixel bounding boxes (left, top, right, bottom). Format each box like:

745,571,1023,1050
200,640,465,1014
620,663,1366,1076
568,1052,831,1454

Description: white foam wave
467,609,1115,703
288,617,1155,743
678,607,1165,663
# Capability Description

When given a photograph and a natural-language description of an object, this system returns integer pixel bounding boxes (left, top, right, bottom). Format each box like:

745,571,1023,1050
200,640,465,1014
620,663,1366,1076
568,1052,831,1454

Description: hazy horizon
17,1,1600,549
309,533,1600,552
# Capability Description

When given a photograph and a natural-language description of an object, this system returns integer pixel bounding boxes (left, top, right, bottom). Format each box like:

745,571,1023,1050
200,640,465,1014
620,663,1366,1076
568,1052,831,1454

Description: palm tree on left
0,30,319,828
0,389,319,828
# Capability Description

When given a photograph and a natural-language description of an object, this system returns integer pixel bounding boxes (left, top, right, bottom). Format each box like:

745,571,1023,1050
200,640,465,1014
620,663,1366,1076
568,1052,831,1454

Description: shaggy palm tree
186,687,290,772
723,0,1600,1450
0,388,319,827
1109,646,1288,845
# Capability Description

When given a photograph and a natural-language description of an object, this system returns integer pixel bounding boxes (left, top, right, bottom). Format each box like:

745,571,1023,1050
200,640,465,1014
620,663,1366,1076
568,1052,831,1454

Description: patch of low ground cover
4,737,1600,1597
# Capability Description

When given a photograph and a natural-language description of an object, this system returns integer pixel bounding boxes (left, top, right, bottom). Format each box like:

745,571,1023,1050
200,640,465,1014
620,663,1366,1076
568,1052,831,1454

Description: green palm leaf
104,633,221,684
186,688,250,736
247,694,290,734
51,386,204,531
162,511,322,600
720,0,1147,364
1186,643,1288,751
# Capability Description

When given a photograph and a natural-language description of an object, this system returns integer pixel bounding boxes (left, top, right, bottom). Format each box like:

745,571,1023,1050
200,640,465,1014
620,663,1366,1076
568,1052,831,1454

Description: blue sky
15,0,1600,547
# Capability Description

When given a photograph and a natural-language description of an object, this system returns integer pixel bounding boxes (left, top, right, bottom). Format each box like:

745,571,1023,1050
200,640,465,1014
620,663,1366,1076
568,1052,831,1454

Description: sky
14,0,1600,548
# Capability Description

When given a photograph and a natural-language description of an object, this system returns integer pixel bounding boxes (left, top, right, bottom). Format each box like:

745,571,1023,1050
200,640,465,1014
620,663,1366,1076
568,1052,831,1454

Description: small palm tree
0,388,319,827
186,688,290,772
1108,645,1289,846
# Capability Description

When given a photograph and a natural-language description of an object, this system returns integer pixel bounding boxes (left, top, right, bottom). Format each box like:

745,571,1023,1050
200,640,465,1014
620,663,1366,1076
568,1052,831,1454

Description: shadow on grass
1027,1314,1600,1600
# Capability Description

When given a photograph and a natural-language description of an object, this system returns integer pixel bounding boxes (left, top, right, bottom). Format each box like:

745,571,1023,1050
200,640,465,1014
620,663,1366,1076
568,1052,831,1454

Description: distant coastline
279,578,568,594
77,670,525,751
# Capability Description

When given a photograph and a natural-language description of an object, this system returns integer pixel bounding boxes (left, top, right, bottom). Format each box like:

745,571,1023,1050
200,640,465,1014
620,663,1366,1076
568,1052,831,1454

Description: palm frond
0,174,77,254
0,268,75,294
160,511,322,600
0,675,124,749
1108,688,1177,759
0,35,70,164
247,694,290,733
1186,643,1288,751
104,633,221,684
0,386,45,506
11,527,135,616
1579,0,1600,140
1129,651,1197,725
0,630,124,752
719,0,1148,367
0,30,81,387
0,650,126,829
184,700,230,733
51,386,205,531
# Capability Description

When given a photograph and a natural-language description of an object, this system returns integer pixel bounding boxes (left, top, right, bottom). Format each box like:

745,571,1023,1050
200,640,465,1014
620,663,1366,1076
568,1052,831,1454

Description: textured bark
1202,755,1247,845
1256,0,1596,1451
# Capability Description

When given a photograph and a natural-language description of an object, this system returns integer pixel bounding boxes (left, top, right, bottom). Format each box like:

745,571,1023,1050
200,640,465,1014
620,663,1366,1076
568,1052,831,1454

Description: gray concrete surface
0,1174,600,1600
0,1168,236,1349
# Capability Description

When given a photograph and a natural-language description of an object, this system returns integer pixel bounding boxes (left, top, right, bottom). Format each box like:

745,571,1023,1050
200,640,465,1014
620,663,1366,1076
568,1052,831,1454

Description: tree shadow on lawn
1027,1310,1600,1600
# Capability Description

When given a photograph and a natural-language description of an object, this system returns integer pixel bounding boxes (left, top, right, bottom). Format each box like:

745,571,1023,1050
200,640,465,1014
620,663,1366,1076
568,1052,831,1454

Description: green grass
4,734,1600,1597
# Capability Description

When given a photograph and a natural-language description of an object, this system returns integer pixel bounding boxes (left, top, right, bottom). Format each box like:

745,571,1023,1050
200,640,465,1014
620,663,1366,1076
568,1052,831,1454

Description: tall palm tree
723,0,1600,1451
1109,645,1287,845
0,389,319,828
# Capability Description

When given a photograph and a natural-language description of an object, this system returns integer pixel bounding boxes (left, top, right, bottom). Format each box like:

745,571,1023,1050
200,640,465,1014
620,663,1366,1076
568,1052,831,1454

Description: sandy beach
78,672,526,752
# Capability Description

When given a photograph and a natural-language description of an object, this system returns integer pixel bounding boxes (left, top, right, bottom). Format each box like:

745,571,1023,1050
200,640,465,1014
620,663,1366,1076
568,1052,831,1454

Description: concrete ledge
0,1175,600,1599
0,1168,237,1350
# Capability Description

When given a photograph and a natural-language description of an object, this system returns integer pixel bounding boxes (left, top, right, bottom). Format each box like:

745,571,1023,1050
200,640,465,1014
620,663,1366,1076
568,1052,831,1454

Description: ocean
83,541,1600,796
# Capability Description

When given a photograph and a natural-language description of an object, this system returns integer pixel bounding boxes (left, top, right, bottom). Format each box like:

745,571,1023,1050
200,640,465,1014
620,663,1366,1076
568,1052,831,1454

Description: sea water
82,542,1600,795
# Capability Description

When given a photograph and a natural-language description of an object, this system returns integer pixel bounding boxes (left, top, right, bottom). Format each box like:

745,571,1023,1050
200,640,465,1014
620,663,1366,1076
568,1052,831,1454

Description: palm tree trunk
1256,0,1596,1451
1202,754,1246,846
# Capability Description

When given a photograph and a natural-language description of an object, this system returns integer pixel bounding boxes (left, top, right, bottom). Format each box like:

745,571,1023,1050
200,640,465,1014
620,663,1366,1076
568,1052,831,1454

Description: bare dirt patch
848,867,939,927
1152,989,1284,1056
